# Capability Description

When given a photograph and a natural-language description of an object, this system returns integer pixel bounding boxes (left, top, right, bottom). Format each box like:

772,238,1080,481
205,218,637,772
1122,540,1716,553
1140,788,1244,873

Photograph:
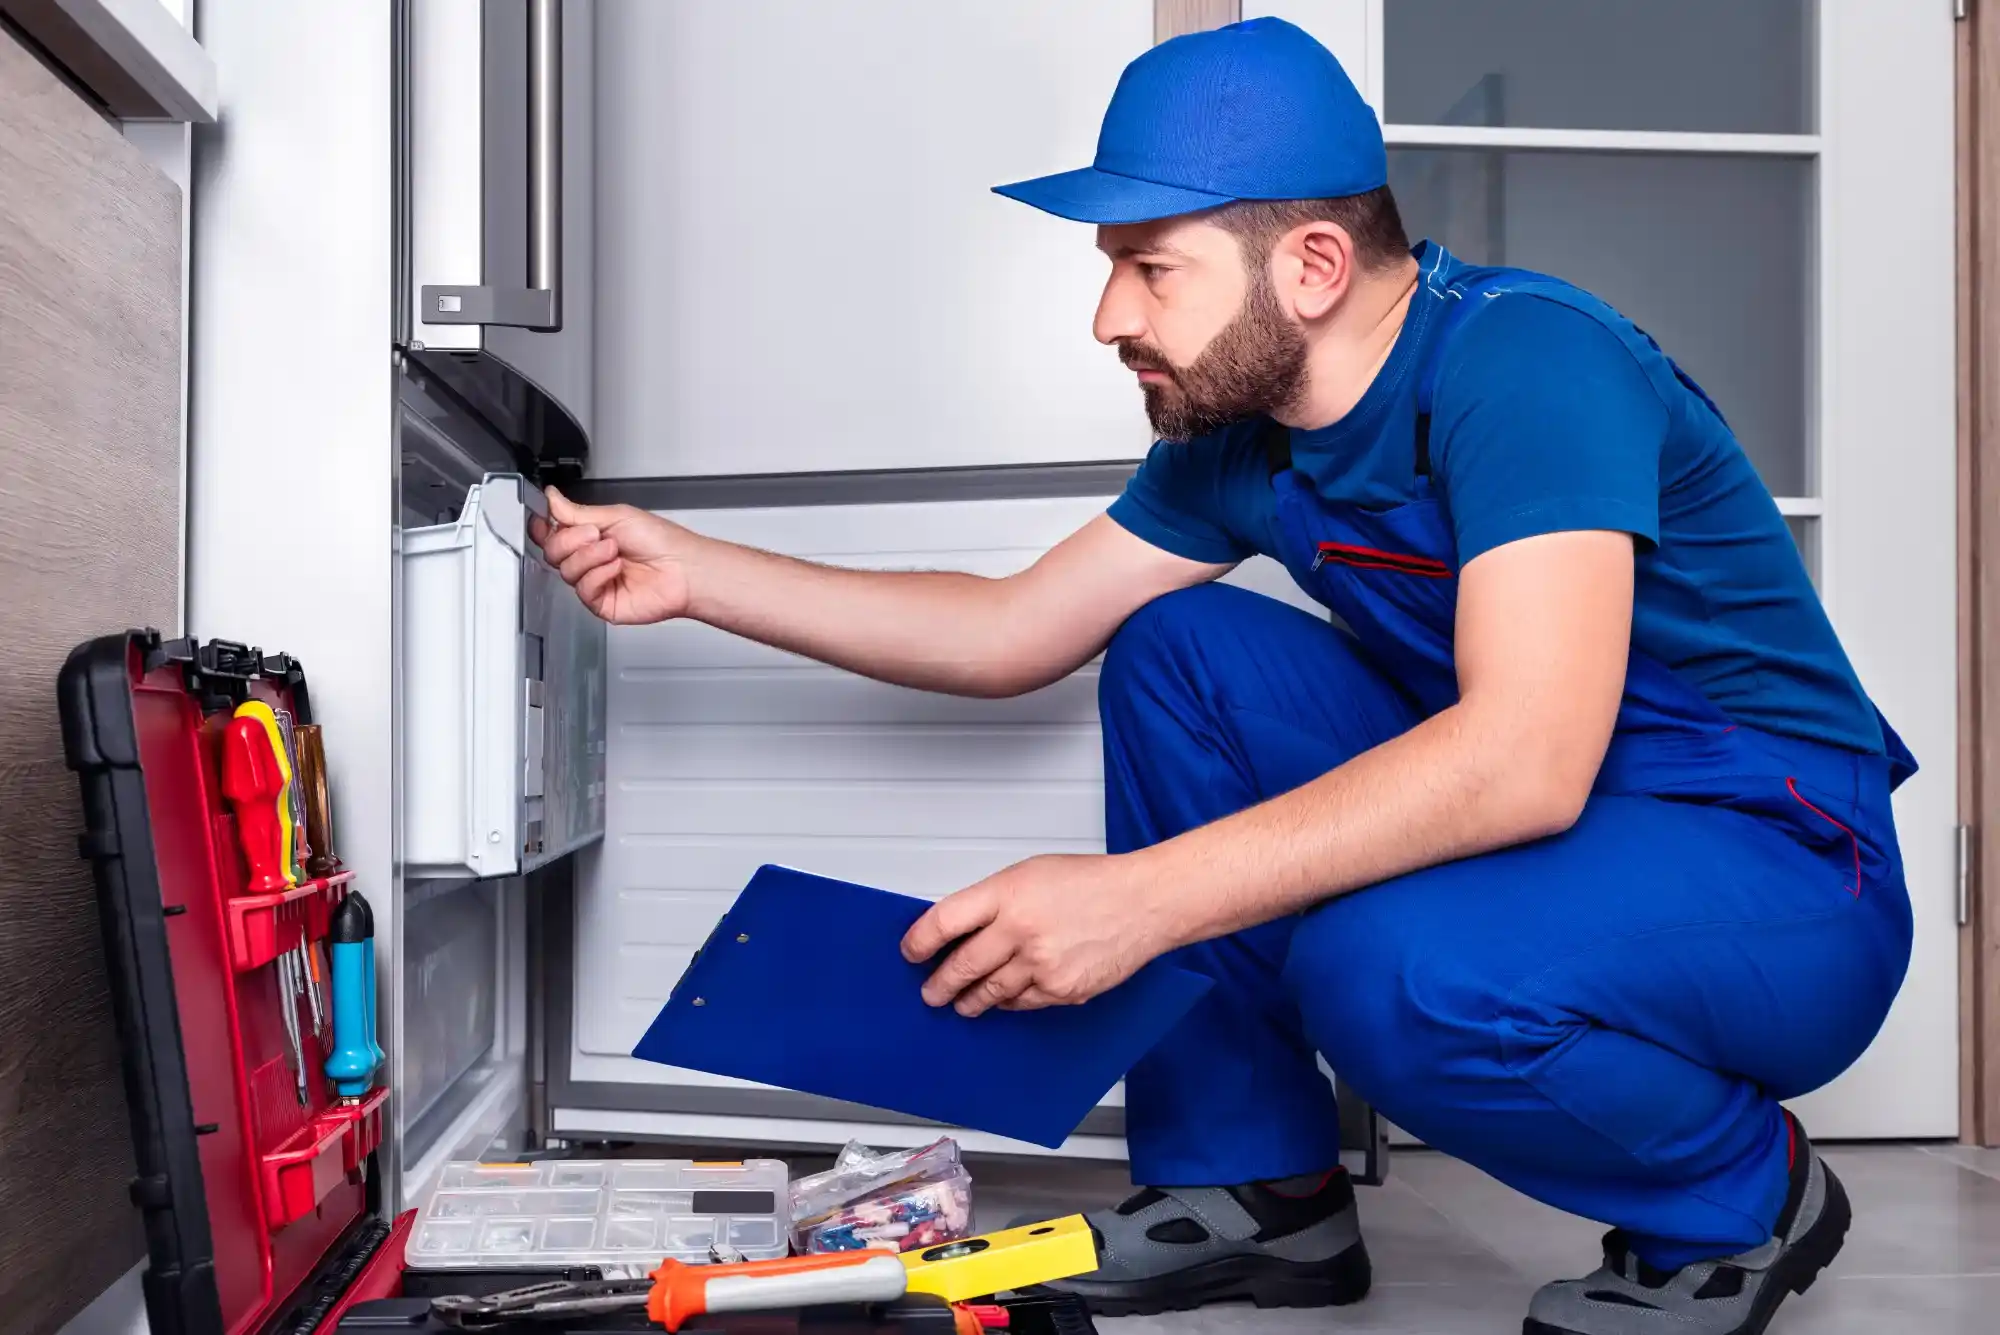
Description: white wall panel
593,0,1155,477
569,496,1314,1105
185,0,409,1194
1791,0,1959,1140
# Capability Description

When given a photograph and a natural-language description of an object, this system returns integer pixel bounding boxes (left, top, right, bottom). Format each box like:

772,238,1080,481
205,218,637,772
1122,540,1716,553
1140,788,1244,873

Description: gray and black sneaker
1017,1168,1372,1317
1525,1114,1851,1335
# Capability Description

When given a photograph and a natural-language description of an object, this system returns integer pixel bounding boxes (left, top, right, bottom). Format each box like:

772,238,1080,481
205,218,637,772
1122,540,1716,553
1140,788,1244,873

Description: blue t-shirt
1108,242,1884,755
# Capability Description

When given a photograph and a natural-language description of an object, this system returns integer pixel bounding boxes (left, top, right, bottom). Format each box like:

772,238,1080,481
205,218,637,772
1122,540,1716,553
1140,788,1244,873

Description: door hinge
1957,823,1973,926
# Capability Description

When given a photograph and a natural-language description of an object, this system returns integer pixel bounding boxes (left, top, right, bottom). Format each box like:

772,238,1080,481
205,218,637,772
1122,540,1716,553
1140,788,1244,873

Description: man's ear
1279,221,1357,322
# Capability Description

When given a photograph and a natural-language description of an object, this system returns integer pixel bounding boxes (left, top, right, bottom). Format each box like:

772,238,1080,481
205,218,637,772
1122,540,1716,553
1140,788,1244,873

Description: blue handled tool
325,890,382,1099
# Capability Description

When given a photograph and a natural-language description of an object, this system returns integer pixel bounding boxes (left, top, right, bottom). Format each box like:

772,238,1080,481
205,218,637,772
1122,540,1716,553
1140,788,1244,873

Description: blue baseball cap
995,17,1384,224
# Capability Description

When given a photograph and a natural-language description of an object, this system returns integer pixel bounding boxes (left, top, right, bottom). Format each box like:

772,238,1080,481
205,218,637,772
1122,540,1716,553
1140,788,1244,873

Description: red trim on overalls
1785,778,1862,897
1312,540,1453,578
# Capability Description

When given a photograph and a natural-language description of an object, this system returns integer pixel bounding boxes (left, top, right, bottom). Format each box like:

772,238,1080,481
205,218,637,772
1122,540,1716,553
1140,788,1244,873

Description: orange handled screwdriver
647,1252,910,1331
430,1251,908,1331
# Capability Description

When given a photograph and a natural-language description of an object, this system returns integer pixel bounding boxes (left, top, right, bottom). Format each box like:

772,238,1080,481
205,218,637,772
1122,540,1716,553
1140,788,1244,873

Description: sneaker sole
1522,1162,1853,1335
1056,1240,1372,1318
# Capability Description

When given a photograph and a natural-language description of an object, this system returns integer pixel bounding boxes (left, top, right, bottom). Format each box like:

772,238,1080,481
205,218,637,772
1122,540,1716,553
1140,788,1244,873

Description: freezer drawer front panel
404,474,606,879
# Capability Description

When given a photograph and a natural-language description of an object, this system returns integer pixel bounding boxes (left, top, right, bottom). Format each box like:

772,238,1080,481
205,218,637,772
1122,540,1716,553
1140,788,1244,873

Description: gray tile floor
969,1145,2000,1334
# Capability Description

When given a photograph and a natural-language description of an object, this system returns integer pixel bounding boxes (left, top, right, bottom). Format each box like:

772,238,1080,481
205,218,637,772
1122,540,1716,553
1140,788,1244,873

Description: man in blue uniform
539,19,1913,1335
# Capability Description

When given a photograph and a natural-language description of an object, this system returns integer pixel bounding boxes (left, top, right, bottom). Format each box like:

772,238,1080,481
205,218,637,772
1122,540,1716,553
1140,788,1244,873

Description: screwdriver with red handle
431,1216,1098,1331
220,703,311,1104
221,712,291,894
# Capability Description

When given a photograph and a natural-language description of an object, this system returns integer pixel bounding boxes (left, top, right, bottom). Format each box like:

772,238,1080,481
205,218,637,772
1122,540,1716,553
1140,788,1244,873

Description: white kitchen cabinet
591,0,1154,477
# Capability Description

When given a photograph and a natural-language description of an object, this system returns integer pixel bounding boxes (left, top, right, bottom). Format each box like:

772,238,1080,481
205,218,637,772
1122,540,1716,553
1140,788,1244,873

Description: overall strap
1419,265,1735,453
1259,416,1292,476
1259,254,1521,482
1413,269,1516,479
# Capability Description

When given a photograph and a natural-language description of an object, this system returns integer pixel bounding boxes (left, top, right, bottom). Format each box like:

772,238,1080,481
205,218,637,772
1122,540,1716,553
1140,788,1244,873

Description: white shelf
9,0,217,122
1384,125,1822,157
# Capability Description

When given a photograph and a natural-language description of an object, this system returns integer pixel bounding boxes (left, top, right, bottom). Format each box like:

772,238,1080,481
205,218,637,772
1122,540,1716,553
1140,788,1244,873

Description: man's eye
1139,262,1168,281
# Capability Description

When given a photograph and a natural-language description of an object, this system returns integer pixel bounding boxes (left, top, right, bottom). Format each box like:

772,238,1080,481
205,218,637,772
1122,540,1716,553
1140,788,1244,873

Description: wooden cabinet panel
0,27,181,1335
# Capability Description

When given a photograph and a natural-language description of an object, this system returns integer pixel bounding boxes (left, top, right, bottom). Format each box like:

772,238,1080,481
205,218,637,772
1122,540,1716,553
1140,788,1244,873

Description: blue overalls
1102,256,1918,1270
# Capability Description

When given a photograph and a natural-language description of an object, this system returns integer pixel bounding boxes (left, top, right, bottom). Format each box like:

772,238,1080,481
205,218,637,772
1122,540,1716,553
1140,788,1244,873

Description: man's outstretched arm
536,488,1234,700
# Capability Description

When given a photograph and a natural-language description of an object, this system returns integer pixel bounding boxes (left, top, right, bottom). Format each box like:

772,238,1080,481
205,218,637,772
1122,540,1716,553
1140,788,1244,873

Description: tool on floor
433,1253,912,1332
409,1158,789,1271
792,1137,973,1254
221,705,295,894
429,1276,652,1328
898,1216,1096,1304
326,890,381,1099
275,708,312,880
277,946,309,1106
353,1294,1013,1335
426,1219,1098,1332
296,722,342,877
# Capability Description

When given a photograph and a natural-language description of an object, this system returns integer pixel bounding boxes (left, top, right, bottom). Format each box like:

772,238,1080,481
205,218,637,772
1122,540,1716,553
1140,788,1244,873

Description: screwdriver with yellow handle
220,701,297,895
656,1215,1096,1323
220,700,311,1104
431,1215,1097,1331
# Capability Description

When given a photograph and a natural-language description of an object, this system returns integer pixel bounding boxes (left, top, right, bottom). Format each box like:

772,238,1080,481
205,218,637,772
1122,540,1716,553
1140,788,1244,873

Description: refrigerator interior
547,494,1318,1155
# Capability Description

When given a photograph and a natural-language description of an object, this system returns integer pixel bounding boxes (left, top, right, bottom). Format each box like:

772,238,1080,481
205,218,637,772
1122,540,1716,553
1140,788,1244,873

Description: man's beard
1119,278,1309,442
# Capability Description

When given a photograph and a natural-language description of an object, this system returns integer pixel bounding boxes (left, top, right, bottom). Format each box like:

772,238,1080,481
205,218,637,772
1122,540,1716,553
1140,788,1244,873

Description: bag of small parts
790,1138,975,1253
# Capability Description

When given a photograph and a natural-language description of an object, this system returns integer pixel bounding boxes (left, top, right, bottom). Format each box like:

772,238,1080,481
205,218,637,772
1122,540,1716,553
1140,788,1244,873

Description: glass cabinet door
1249,0,1959,1141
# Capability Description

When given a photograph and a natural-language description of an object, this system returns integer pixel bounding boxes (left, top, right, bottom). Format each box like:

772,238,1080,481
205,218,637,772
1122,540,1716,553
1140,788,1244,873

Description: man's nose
1094,276,1147,347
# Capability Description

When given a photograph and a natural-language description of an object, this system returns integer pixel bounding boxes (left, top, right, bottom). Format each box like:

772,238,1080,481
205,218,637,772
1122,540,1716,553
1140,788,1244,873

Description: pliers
431,1276,654,1328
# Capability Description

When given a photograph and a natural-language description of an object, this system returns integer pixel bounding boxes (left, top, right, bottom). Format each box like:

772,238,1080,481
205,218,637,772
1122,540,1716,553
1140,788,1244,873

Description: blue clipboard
631,865,1214,1149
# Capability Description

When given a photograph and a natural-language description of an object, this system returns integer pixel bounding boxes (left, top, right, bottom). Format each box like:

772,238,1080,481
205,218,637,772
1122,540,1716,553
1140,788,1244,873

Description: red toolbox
60,631,406,1335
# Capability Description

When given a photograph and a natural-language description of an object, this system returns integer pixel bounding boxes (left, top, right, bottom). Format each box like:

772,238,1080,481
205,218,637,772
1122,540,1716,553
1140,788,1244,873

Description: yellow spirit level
898,1215,1097,1302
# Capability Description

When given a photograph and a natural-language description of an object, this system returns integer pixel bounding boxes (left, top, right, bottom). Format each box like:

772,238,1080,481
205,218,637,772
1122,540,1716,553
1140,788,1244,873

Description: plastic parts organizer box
408,1160,790,1273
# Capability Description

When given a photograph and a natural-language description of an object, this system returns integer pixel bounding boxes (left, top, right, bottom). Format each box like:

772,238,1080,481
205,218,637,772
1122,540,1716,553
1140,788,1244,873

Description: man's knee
1282,893,1549,1118
1103,585,1250,692
1100,583,1306,723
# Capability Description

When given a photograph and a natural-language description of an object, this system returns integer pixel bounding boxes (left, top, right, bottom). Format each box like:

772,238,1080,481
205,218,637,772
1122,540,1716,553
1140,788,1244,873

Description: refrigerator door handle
422,0,563,333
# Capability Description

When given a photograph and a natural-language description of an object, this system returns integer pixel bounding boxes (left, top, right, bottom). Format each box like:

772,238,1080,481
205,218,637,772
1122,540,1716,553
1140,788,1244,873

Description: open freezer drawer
403,473,608,880
545,485,1388,1179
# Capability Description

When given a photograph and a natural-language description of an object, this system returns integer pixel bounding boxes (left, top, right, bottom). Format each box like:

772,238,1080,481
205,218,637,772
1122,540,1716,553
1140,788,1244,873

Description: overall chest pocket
1311,540,1453,578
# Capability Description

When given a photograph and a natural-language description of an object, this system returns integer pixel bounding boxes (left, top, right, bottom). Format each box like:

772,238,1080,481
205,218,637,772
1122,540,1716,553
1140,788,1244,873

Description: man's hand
532,487,696,625
901,854,1175,1017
